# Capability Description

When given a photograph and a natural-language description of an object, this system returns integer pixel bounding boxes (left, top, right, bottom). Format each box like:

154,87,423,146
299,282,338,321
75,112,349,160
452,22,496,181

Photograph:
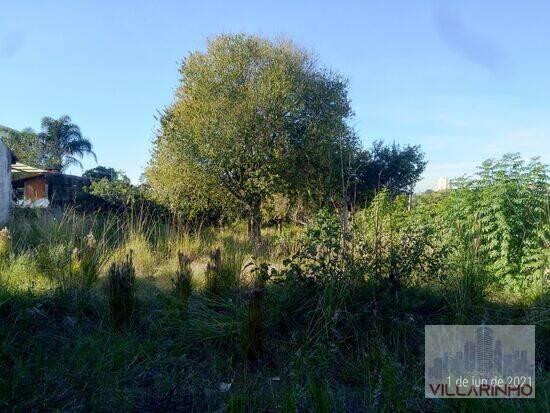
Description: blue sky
1,0,549,191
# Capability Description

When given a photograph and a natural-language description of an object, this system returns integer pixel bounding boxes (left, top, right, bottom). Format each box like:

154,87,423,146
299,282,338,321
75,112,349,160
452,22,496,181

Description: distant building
436,177,451,191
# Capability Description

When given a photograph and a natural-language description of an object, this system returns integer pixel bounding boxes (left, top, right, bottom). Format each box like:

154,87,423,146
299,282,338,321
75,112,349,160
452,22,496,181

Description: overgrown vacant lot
0,157,548,412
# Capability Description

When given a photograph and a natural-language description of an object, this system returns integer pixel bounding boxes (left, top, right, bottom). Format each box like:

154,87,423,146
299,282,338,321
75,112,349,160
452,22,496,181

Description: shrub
445,154,549,291
355,189,462,293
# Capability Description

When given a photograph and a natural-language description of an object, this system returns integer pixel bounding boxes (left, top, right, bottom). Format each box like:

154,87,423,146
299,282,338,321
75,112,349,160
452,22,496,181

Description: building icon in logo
476,326,494,375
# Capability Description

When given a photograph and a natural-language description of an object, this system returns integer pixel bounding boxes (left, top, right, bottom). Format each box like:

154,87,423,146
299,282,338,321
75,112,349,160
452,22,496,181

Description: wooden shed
13,172,91,207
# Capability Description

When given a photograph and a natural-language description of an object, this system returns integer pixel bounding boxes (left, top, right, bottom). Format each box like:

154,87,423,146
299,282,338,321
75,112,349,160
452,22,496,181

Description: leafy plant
446,154,549,291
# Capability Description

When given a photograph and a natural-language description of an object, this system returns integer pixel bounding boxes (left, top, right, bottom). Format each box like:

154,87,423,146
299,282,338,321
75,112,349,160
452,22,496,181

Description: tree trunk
247,199,262,244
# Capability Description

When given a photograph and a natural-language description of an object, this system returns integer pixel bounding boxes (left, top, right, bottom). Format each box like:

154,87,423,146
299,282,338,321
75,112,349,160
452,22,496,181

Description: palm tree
38,115,96,171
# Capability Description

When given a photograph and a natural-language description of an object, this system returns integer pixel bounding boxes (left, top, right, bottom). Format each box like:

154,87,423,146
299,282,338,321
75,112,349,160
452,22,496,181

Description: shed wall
0,141,11,226
24,176,47,201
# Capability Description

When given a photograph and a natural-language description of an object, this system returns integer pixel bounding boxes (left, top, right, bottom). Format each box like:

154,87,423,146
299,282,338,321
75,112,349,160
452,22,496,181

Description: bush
444,154,549,291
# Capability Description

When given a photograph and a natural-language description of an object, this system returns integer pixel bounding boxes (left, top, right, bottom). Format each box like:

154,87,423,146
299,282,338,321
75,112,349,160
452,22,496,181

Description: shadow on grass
0,277,548,412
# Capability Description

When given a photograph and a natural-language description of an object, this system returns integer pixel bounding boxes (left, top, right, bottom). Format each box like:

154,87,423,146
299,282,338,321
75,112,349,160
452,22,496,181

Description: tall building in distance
436,176,451,191
476,327,494,374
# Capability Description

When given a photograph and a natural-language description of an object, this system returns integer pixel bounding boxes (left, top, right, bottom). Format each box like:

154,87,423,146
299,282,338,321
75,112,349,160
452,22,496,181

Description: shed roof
12,162,47,174
12,170,90,185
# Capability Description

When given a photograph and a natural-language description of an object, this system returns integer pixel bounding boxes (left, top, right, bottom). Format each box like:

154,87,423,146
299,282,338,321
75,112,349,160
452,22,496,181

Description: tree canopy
4,115,95,171
147,34,355,242
84,166,119,182
354,140,426,202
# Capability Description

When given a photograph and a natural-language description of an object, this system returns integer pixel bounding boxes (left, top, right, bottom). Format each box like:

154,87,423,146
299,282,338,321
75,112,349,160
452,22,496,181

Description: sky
1,0,549,191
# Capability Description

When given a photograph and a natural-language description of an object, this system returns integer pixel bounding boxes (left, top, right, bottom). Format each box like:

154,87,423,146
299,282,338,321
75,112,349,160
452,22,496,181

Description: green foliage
356,190,449,290
35,242,73,283
445,154,549,291
88,172,141,206
147,34,354,241
261,193,292,228
246,289,264,359
306,378,333,413
0,186,549,411
354,140,427,201
3,128,43,167
83,166,118,181
5,115,95,171
353,154,548,294
111,235,156,277
70,232,101,288
38,115,96,170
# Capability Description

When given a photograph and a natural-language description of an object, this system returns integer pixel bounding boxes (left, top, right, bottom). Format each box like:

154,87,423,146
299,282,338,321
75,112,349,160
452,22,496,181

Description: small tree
148,34,353,243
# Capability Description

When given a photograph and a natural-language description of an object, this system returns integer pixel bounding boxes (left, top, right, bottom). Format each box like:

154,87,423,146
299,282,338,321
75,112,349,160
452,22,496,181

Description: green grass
0,208,548,412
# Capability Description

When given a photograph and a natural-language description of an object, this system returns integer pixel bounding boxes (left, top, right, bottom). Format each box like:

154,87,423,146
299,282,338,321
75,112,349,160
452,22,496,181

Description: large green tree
147,34,354,242
5,115,95,171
